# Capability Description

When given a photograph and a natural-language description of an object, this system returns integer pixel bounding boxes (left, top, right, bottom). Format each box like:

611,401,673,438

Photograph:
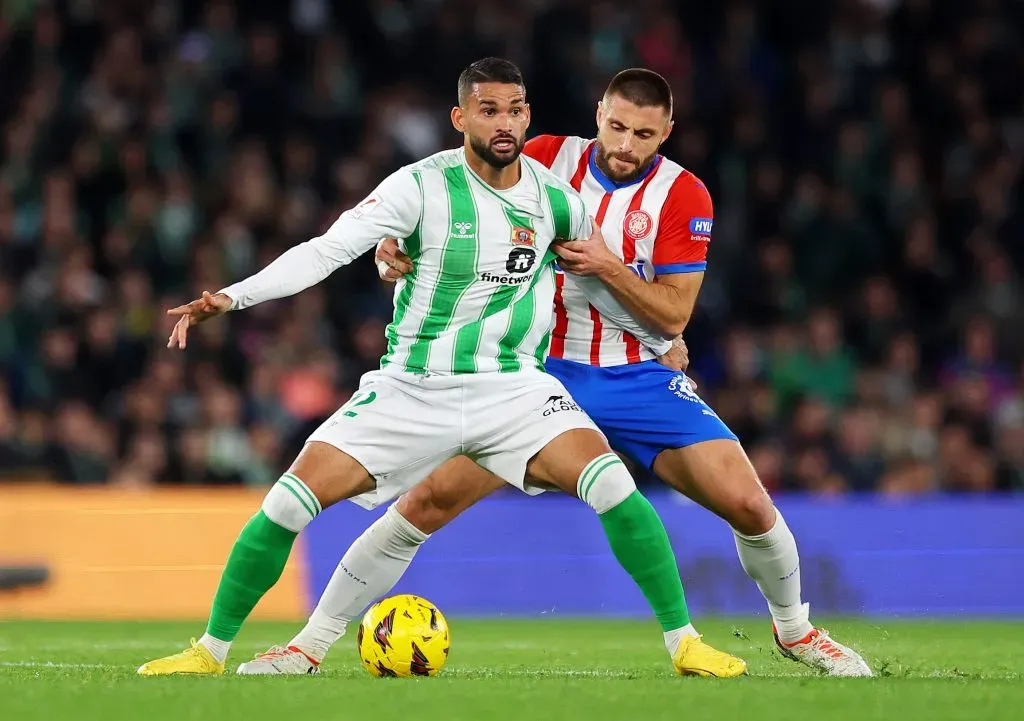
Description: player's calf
527,430,746,675
285,459,505,663
654,439,775,536
138,442,375,674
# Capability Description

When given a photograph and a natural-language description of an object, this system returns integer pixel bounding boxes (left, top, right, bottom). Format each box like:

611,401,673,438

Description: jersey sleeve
523,135,569,169
651,173,713,276
219,168,421,310
569,191,593,241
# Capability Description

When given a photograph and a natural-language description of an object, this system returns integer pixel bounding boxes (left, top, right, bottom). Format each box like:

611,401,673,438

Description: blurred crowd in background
1,0,1023,494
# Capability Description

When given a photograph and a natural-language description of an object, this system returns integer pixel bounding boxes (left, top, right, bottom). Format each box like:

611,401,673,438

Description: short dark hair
604,68,673,115
458,57,526,105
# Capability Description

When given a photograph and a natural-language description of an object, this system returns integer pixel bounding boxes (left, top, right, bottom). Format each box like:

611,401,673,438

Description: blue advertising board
303,493,1024,617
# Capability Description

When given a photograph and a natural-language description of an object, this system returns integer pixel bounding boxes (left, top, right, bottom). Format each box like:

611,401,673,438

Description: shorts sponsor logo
668,374,702,403
541,394,582,417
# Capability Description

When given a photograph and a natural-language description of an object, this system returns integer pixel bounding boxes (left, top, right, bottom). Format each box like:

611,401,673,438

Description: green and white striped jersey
378,150,591,374
219,147,666,375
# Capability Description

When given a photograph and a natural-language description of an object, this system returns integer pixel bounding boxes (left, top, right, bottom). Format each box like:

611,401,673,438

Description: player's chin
608,157,639,179
486,145,521,167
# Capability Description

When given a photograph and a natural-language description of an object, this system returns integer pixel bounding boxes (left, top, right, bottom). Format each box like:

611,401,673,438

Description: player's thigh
287,441,376,508
525,428,617,495
396,456,506,534
567,360,741,472
464,373,610,497
306,372,461,510
653,439,775,535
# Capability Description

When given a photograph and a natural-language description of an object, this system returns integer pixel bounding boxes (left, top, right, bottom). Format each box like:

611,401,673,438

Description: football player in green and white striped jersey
138,58,743,679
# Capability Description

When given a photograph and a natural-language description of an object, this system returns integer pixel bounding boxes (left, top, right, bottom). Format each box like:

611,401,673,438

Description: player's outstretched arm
214,168,422,312
166,291,232,350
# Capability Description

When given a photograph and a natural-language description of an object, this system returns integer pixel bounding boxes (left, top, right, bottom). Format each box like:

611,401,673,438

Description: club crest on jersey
623,210,654,241
510,226,536,247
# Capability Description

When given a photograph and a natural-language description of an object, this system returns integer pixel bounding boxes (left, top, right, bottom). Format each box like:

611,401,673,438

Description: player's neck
464,148,521,190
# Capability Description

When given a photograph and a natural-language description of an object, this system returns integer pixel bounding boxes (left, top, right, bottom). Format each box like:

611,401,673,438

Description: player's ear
661,119,674,145
523,103,531,129
596,100,604,127
451,106,466,133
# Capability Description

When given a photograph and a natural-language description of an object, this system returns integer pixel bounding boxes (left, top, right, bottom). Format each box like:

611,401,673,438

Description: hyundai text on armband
689,217,713,239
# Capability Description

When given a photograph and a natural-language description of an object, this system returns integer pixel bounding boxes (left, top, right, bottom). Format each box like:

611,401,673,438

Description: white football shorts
305,367,603,509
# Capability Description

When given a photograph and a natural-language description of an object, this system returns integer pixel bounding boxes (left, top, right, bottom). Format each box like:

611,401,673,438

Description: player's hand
657,336,691,375
553,218,620,277
376,238,413,282
165,291,232,350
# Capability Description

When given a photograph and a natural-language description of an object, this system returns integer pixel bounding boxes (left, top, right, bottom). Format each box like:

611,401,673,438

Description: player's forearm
596,264,690,338
568,274,672,356
219,239,346,311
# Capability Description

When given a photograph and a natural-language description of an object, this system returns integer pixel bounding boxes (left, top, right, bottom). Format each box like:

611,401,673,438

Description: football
356,594,451,678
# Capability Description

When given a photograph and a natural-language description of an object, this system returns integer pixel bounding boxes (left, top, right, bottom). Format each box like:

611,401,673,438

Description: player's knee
262,473,323,532
727,488,776,536
395,483,457,535
577,453,636,514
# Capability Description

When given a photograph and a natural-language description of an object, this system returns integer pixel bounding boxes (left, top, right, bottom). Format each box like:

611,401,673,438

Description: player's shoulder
524,154,579,198
403,148,465,176
523,135,591,168
656,158,712,206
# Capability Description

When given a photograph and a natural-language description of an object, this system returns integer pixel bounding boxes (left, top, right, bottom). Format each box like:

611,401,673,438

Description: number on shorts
342,390,377,418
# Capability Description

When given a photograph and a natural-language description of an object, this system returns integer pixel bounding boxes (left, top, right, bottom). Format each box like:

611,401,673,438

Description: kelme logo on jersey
623,210,654,241
689,217,713,236
510,226,536,247
451,221,474,239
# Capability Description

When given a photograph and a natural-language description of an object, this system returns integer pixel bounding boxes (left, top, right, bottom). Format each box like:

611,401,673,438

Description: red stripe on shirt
588,191,614,365
550,273,568,359
523,135,569,168
569,141,595,191
622,157,664,363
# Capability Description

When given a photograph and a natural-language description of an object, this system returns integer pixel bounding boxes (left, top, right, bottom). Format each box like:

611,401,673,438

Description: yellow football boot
673,635,749,678
137,639,225,676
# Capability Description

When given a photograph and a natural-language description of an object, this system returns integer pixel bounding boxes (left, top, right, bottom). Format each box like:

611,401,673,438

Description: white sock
198,633,231,664
733,509,813,644
289,504,429,661
663,623,700,656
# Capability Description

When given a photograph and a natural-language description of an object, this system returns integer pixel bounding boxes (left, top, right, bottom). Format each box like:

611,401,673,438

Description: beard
469,133,525,169
594,143,658,184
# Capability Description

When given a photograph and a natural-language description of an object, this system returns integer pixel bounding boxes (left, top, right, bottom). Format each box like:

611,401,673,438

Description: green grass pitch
1,618,1021,721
